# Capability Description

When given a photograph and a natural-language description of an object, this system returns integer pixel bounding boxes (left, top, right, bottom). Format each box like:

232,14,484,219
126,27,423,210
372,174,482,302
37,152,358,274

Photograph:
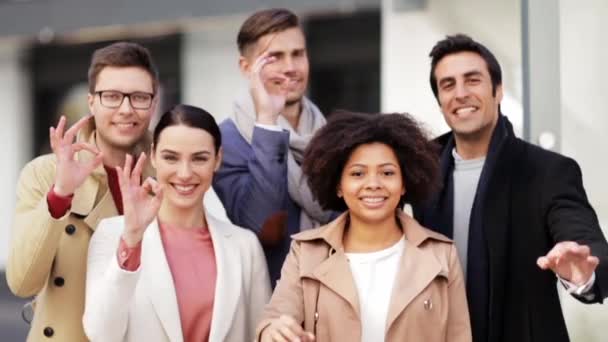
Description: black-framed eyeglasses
95,90,155,110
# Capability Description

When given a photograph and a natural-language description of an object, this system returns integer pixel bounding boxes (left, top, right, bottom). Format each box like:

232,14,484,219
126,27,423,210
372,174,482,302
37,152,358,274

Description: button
424,299,433,310
54,277,64,287
120,251,128,258
43,327,54,337
65,224,76,235
277,154,285,163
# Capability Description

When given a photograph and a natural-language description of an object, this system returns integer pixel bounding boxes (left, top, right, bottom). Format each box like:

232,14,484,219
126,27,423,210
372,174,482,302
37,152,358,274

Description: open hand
249,51,289,125
260,315,315,342
537,241,599,286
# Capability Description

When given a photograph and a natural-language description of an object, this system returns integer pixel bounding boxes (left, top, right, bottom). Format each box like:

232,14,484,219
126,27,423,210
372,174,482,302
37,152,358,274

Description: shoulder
19,153,57,181
513,138,581,175
209,214,259,247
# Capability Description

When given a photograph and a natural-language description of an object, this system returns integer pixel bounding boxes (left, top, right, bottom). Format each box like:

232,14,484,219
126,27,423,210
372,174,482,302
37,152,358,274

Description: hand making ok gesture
117,153,164,247
50,115,103,197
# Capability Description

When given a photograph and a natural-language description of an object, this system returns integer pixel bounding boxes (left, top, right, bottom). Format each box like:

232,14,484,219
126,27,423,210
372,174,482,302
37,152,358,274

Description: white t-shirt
345,236,405,342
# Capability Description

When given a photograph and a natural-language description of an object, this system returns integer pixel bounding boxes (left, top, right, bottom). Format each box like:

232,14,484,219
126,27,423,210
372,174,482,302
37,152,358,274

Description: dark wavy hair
302,111,440,212
152,104,221,153
429,34,502,100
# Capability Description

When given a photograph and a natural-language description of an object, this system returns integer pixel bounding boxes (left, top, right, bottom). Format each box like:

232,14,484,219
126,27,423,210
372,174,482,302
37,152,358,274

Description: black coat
413,116,608,342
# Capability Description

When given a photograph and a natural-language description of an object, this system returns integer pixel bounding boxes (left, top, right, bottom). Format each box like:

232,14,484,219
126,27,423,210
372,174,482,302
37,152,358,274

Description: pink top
117,222,217,342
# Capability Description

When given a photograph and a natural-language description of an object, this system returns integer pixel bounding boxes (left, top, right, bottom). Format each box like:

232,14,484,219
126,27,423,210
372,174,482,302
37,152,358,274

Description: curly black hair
302,111,440,212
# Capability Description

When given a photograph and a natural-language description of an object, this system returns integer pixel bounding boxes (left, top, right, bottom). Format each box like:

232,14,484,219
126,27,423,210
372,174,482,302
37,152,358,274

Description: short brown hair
237,8,300,55
303,111,440,211
87,41,159,93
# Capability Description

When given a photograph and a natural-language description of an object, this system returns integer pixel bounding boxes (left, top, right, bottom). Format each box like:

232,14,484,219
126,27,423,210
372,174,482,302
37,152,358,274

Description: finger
587,256,600,268
64,115,93,142
131,152,147,185
116,165,126,192
269,330,289,342
123,154,133,183
280,315,306,336
54,115,67,140
49,126,57,152
85,152,104,175
559,244,591,264
141,177,156,194
276,323,301,342
537,256,555,270
302,332,315,342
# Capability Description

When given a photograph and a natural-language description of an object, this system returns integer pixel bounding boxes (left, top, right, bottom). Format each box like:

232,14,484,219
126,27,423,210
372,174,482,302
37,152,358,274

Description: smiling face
339,143,405,225
88,66,156,152
434,51,502,142
240,27,309,105
151,125,221,212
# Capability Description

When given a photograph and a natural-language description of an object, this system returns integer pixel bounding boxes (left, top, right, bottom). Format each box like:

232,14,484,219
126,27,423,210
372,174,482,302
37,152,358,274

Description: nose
282,56,295,73
177,161,193,179
454,82,470,100
118,95,134,114
364,173,382,190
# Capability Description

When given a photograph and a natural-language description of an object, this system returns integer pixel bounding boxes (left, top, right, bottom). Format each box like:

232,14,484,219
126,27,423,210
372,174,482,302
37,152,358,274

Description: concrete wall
0,40,32,268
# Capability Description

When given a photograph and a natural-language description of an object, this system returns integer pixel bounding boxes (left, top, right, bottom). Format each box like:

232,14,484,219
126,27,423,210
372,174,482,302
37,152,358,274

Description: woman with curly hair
256,111,471,342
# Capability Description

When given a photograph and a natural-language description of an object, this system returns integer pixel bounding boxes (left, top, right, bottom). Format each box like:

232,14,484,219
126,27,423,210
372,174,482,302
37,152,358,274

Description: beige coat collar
293,210,453,332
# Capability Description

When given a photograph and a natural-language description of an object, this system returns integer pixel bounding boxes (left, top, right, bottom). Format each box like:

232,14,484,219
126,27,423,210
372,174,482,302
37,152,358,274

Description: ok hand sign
50,115,103,197
117,153,164,247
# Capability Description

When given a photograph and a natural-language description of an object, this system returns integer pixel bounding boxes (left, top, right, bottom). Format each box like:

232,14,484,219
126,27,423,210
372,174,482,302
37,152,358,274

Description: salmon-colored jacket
256,211,472,342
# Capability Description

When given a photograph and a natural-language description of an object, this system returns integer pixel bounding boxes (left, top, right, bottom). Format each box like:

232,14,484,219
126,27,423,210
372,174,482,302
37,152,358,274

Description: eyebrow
347,162,398,168
160,149,212,155
438,70,484,85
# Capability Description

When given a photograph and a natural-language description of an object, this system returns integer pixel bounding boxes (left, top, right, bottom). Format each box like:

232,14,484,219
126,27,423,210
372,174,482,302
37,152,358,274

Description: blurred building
0,0,605,340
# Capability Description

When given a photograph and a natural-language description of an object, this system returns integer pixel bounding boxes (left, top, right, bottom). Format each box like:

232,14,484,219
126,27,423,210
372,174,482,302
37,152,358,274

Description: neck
158,201,206,229
282,100,302,130
96,135,137,168
453,115,499,160
343,213,403,253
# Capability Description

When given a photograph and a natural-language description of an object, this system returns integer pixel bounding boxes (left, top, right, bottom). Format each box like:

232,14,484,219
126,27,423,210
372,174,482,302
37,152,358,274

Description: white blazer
83,211,271,342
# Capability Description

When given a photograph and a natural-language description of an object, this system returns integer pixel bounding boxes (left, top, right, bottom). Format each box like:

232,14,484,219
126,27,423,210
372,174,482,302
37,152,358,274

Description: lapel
207,212,242,342
296,213,361,317
385,213,450,330
142,220,184,342
71,123,118,230
72,122,153,230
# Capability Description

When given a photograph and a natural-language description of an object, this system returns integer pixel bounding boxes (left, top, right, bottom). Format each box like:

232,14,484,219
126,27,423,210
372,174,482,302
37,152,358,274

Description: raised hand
249,51,289,125
117,153,164,247
537,241,599,286
260,315,315,342
50,115,103,196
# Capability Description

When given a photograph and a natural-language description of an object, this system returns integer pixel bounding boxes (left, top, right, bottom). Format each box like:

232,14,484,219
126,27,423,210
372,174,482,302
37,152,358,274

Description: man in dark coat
413,34,608,342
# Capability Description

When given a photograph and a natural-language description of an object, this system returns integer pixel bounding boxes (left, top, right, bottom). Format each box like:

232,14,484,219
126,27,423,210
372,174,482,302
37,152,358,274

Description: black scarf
419,114,512,342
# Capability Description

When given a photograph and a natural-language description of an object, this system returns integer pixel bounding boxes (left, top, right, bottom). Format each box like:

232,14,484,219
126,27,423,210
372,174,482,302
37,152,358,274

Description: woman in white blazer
83,104,271,342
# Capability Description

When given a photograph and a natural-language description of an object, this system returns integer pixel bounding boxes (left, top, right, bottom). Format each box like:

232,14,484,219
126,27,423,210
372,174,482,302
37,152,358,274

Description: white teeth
455,107,476,115
362,197,384,203
174,184,195,192
116,123,135,128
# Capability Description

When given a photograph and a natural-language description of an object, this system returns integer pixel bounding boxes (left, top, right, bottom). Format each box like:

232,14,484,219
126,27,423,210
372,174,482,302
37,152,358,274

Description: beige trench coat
257,211,472,342
6,120,151,342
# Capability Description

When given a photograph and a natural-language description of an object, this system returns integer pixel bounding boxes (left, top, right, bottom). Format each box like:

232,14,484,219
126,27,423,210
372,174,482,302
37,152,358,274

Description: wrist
256,114,279,126
122,231,143,247
53,184,73,197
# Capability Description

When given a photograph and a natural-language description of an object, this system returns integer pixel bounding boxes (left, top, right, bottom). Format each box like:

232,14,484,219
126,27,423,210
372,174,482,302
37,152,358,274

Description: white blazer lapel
207,213,242,342
142,220,184,342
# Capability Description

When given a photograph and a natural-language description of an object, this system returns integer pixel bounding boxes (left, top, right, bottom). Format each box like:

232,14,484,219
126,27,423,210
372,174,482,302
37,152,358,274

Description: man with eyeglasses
6,41,158,342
